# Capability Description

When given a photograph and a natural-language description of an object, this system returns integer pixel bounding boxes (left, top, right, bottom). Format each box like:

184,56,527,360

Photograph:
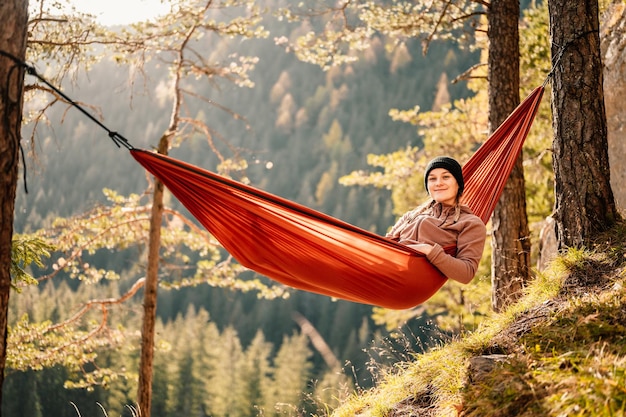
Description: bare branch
423,1,453,54
449,10,487,24
469,0,491,8
47,277,146,333
451,62,488,84
293,312,341,371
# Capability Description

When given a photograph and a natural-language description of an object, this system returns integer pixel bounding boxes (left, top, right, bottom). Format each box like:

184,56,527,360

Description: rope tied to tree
547,29,598,83
19,61,135,150
0,49,136,193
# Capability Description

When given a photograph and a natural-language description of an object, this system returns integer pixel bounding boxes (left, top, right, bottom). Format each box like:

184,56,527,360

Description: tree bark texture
548,0,618,249
0,1,28,413
137,137,169,417
488,0,530,312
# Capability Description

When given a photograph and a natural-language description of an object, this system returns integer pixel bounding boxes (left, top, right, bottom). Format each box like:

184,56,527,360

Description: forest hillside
331,220,626,417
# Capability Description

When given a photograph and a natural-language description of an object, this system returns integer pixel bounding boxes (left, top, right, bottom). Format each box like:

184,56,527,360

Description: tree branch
47,276,146,332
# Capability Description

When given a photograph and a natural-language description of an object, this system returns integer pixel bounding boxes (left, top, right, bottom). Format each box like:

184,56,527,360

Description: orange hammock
131,86,544,309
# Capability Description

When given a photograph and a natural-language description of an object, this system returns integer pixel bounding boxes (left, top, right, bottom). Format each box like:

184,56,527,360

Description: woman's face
426,168,459,206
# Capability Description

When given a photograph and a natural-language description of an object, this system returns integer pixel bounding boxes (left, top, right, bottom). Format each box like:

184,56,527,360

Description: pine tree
264,333,312,416
1,371,43,417
207,326,246,417
240,331,273,417
167,307,209,416
548,0,619,246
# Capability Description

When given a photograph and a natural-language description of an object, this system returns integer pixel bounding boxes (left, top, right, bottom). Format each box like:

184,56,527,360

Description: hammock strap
0,50,134,151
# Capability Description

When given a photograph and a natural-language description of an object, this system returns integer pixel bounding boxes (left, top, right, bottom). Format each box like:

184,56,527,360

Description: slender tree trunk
137,136,169,417
548,0,618,248
488,0,530,312
137,35,185,415
0,1,29,412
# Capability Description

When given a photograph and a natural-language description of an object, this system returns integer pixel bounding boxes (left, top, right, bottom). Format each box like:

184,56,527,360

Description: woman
386,156,486,284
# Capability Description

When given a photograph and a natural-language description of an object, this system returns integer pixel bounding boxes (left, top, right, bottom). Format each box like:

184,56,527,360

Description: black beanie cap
424,156,464,196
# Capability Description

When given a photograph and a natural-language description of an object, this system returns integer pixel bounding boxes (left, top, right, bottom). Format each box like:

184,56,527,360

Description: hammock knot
108,132,134,150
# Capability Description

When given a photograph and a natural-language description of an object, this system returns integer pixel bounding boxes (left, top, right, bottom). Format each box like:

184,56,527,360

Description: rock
537,216,557,271
467,354,512,384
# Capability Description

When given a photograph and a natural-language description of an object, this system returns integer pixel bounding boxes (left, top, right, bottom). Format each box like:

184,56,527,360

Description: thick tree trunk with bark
548,0,618,248
0,1,29,411
488,0,530,312
137,136,169,417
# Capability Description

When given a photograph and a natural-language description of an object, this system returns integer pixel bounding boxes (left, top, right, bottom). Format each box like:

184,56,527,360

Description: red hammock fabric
131,86,544,309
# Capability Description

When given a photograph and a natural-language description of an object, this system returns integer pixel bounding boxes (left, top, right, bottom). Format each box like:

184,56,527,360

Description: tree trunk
548,0,618,248
0,1,29,412
488,0,530,312
137,136,168,417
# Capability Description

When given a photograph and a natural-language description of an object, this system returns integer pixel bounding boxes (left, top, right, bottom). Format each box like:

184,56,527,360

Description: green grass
330,221,626,417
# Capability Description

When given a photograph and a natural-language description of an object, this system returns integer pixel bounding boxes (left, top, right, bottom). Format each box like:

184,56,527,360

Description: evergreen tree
166,307,210,417
263,333,312,416
240,331,273,417
2,371,43,417
148,324,170,417
207,326,246,417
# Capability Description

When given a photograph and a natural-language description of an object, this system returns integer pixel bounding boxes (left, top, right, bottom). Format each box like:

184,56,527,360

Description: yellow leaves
340,146,427,215
6,312,123,374
52,256,66,270
279,0,487,71
388,104,421,124
39,187,214,284
28,0,104,75
216,157,249,178
157,259,290,299
292,27,373,71
10,234,53,291
35,182,290,297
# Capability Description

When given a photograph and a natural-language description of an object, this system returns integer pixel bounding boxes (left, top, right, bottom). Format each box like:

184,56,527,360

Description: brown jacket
386,203,487,283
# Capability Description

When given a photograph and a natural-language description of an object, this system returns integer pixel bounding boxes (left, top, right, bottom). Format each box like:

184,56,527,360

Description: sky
71,0,170,26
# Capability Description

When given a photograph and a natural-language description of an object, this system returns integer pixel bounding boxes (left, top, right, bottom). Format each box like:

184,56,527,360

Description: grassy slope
331,221,626,417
